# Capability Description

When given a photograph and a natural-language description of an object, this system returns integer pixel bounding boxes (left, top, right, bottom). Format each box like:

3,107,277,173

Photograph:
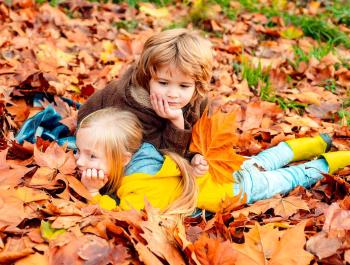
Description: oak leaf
232,195,309,219
190,109,246,183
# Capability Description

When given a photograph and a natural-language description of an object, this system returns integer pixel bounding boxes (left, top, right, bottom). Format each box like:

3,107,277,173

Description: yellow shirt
117,155,234,213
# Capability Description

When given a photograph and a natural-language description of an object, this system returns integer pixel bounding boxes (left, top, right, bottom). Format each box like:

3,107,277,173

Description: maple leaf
232,221,314,265
190,109,246,183
232,195,309,219
34,141,76,175
268,221,314,265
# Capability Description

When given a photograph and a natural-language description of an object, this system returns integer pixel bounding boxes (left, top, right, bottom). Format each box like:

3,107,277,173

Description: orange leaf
190,109,246,183
34,142,76,175
233,221,313,265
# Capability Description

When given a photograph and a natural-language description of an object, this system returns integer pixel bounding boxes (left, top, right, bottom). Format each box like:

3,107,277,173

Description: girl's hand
150,94,184,129
191,154,209,177
81,168,108,195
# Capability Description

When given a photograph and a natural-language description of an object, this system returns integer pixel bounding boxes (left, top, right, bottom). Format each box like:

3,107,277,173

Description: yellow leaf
190,109,246,183
281,26,304,40
139,3,169,18
36,44,75,67
40,220,65,241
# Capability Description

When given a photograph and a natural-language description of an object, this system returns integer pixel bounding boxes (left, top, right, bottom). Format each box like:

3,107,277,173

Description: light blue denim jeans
233,142,329,204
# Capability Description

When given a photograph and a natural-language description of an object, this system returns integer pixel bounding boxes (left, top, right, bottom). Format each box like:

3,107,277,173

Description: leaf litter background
1,0,350,264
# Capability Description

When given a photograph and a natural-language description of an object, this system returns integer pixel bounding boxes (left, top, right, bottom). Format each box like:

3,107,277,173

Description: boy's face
149,64,196,109
75,128,109,174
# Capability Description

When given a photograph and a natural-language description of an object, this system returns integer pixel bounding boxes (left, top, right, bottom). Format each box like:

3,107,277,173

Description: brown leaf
34,142,76,175
232,196,309,219
0,237,34,264
306,231,342,259
137,201,186,265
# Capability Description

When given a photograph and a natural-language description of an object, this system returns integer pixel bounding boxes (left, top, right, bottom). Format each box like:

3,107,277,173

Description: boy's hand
191,154,209,177
150,94,184,129
81,168,108,195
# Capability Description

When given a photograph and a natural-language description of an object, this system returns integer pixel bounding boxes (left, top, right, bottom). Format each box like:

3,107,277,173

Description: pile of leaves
1,0,350,264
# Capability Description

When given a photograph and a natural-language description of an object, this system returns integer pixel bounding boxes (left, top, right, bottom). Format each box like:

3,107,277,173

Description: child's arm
150,94,185,129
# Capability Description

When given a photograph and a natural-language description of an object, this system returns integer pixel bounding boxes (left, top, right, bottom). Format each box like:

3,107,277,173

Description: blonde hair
133,28,213,103
78,108,198,216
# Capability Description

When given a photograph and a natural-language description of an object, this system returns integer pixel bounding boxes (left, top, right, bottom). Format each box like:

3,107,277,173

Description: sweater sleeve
162,121,192,156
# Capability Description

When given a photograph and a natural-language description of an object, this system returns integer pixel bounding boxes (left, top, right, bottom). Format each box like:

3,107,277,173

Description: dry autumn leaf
232,195,309,219
34,141,76,175
233,221,313,265
190,109,246,183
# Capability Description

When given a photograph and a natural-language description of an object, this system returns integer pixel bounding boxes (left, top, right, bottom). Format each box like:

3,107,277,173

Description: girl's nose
76,155,85,167
167,88,178,98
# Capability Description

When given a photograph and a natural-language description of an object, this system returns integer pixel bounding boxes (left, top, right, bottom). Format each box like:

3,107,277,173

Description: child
76,108,350,214
77,28,212,176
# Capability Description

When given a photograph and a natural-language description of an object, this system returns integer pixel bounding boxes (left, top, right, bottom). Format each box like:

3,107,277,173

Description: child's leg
248,142,294,171
234,158,329,204
246,134,331,171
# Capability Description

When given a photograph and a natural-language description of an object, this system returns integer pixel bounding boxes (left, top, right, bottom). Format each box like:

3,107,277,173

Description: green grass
292,42,335,68
241,60,305,112
242,60,268,88
326,1,350,27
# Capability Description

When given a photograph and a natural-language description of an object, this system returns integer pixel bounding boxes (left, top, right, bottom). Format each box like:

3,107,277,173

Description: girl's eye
180,84,190,88
158,81,168,85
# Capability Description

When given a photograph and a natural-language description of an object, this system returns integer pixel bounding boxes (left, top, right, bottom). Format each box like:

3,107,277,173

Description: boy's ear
123,152,132,166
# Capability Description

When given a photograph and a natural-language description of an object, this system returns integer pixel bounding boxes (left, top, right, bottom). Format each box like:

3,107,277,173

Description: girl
77,28,212,176
76,108,350,213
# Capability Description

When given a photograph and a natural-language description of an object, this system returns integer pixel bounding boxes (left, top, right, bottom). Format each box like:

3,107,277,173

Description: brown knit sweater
77,67,207,157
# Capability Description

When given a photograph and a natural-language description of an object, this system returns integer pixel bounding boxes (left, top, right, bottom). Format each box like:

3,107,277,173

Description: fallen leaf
190,109,246,183
40,221,66,241
34,142,76,175
15,252,48,265
232,196,309,219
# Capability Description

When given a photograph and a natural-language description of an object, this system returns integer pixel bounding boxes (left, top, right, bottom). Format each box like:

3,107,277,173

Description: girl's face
149,64,196,109
75,128,109,174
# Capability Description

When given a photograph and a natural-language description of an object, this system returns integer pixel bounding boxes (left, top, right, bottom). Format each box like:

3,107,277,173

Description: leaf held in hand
190,109,246,183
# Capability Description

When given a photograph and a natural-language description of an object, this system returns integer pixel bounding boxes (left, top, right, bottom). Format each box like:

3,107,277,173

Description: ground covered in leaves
1,0,350,264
